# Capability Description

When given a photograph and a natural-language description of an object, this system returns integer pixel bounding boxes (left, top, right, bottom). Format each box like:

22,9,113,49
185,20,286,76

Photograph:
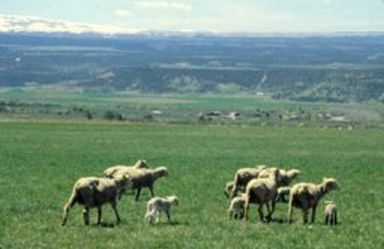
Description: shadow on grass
147,220,189,227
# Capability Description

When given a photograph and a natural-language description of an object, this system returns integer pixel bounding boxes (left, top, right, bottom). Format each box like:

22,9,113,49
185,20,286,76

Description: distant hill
0,32,383,102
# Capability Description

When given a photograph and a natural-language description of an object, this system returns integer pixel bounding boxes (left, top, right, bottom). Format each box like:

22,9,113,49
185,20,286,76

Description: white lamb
144,195,179,225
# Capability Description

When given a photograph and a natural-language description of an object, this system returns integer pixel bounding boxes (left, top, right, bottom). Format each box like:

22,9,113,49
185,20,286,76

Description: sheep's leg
62,191,78,226
288,196,294,224
258,204,265,222
166,210,172,223
118,187,126,200
149,185,155,197
135,188,142,201
83,207,90,226
311,205,317,223
325,214,329,225
266,200,276,222
244,197,250,221
302,209,309,224
334,212,338,225
111,201,121,225
96,206,102,225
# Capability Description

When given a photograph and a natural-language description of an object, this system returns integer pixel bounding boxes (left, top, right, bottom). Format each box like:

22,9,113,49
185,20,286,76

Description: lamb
275,186,291,203
288,178,339,224
61,173,131,226
243,168,281,222
230,165,268,198
228,193,247,220
324,201,338,225
130,166,168,201
144,195,179,224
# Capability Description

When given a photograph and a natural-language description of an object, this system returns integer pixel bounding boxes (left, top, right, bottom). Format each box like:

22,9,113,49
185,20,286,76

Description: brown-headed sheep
144,195,179,224
130,166,168,201
61,173,131,226
230,165,267,198
324,201,338,225
243,168,282,222
228,193,246,220
288,178,339,224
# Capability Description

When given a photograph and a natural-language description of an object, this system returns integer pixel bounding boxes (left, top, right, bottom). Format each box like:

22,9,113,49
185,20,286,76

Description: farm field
0,121,383,248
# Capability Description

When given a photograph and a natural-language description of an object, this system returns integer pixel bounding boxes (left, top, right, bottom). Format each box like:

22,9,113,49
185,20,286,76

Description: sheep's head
279,169,301,186
134,159,148,168
154,166,168,178
224,181,234,199
322,178,339,192
167,195,179,206
114,173,132,189
286,169,300,180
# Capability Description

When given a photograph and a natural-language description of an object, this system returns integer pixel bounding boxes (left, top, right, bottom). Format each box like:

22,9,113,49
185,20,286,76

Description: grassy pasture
0,121,383,248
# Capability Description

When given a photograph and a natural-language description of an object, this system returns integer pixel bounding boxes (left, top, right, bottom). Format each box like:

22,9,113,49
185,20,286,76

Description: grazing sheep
130,167,168,201
324,201,338,225
243,168,281,222
144,195,179,224
275,186,291,203
61,173,131,226
230,165,268,198
288,178,339,224
228,194,247,220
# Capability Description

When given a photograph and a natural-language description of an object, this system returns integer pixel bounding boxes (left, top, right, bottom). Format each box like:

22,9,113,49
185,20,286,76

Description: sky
1,0,384,34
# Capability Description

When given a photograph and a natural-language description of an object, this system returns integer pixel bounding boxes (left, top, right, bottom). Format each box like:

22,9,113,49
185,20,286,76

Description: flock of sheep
62,160,176,226
61,159,339,227
225,165,339,225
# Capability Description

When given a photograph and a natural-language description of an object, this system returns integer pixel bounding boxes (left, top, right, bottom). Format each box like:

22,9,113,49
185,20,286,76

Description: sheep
103,159,149,178
288,178,339,224
243,168,281,222
144,195,179,224
130,167,168,201
230,165,268,198
324,201,338,225
103,159,149,199
228,193,247,220
61,173,131,226
275,186,291,203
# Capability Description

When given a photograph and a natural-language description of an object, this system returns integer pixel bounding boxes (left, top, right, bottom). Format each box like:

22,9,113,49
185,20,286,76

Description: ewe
243,168,282,222
61,173,131,226
130,167,168,201
324,201,338,225
103,159,148,178
228,194,247,219
144,195,179,224
230,165,267,198
288,178,339,224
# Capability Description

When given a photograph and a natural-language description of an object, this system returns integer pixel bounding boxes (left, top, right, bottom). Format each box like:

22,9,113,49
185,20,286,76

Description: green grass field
0,121,383,248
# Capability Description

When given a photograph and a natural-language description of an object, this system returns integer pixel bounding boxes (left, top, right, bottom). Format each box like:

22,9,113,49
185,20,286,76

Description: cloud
135,1,191,12
114,9,130,17
0,14,141,34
